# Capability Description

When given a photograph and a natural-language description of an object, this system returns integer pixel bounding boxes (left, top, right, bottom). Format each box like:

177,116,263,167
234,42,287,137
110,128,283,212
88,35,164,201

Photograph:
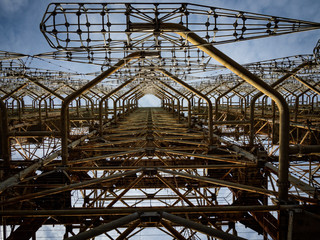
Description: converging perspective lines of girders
1,2,320,240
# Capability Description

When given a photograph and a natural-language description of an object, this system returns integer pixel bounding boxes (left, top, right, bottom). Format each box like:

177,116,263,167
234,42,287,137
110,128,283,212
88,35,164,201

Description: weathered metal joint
143,167,158,176
145,147,155,155
140,212,161,223
277,180,291,199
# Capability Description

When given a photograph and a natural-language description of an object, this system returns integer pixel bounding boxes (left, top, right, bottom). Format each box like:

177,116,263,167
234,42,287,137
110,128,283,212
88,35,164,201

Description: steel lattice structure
1,2,320,240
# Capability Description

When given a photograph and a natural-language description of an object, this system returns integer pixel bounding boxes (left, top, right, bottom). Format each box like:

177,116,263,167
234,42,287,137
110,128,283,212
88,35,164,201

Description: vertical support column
155,23,295,239
215,82,243,121
0,83,30,168
249,63,310,146
0,100,10,168
113,97,118,124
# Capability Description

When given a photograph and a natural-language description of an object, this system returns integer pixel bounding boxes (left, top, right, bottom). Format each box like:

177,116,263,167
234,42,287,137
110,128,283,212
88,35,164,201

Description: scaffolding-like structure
1,2,320,240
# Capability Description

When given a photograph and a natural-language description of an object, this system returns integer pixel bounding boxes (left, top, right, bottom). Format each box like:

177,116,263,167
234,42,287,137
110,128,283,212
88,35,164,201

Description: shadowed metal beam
0,205,300,217
162,212,246,240
65,212,140,240
156,68,214,146
62,51,158,165
0,100,10,167
215,81,244,121
157,79,192,127
293,75,320,96
130,23,290,215
99,76,139,135
116,220,141,240
0,169,142,206
23,74,64,100
157,149,253,165
160,220,188,240
249,62,310,146
0,128,98,194
152,83,180,120
157,23,289,203
159,168,275,196
0,83,29,101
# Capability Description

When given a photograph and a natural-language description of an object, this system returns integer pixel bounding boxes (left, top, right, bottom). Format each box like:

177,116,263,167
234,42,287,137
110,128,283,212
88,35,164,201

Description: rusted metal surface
1,2,320,240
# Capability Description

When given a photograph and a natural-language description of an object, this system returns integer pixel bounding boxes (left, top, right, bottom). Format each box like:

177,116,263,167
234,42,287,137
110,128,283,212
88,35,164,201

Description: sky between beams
0,0,319,67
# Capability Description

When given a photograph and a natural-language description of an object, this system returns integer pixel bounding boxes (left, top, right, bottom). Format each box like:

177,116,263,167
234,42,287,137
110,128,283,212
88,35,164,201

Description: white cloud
0,0,28,14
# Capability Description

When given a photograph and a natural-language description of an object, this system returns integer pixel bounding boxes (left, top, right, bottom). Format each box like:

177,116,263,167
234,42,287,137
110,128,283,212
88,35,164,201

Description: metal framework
1,2,320,240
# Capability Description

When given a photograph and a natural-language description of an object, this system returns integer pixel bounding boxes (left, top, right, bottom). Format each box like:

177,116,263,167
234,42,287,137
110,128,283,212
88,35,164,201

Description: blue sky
1,0,320,64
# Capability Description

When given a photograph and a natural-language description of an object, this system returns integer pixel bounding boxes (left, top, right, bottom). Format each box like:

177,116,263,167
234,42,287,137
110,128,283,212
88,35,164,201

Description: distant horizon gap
138,94,161,107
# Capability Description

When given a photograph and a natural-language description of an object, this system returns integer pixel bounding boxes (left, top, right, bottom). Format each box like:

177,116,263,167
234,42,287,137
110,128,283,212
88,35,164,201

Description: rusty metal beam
215,81,244,121
99,77,137,135
0,83,28,101
0,205,300,217
249,62,310,146
62,52,157,165
153,83,180,120
265,162,320,199
157,79,192,128
160,220,188,240
0,128,98,194
107,172,145,208
23,74,64,100
8,131,60,137
0,168,142,207
65,212,140,240
157,149,254,165
58,164,247,171
293,75,320,96
162,212,246,240
153,23,290,204
0,99,10,167
116,220,141,240
156,68,214,146
115,83,148,122
159,168,275,196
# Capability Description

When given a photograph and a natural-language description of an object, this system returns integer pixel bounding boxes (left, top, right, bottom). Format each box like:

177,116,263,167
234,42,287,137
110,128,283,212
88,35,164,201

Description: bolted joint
277,180,290,188
140,51,160,59
146,135,154,141
277,180,291,203
143,167,158,176
140,212,161,224
277,180,290,189
207,145,217,153
257,150,268,167
145,147,155,155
